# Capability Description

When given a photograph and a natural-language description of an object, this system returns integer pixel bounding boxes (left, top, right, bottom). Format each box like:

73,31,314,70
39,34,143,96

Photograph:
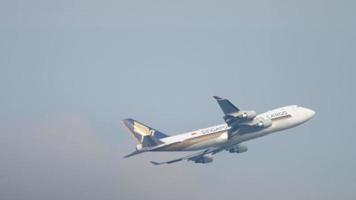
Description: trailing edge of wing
150,147,223,165
150,158,183,165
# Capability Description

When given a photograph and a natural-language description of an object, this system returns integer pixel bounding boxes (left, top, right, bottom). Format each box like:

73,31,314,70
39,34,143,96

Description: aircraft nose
303,107,315,120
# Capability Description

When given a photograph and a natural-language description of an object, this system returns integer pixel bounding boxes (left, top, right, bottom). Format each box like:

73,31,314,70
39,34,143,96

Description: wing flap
150,158,183,165
150,147,222,165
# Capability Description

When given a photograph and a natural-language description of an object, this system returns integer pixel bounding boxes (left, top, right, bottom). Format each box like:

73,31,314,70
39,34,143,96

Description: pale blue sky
1,1,356,200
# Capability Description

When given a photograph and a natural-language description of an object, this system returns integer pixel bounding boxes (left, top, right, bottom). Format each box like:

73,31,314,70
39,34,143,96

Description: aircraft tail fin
122,118,169,148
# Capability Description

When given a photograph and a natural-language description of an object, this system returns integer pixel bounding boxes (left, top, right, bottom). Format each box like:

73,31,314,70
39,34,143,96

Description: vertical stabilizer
122,118,169,148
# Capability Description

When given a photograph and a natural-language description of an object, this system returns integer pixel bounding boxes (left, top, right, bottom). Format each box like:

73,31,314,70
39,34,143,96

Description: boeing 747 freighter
123,96,315,165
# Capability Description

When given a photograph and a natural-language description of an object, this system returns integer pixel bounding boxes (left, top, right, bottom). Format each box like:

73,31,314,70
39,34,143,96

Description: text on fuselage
201,125,227,135
266,110,290,120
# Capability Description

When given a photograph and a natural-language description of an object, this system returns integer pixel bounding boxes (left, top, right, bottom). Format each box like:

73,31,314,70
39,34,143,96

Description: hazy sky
1,0,356,200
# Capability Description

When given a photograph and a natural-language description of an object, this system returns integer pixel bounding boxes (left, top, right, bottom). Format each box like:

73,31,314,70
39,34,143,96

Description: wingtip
122,118,133,123
150,161,162,165
123,155,130,159
213,96,223,100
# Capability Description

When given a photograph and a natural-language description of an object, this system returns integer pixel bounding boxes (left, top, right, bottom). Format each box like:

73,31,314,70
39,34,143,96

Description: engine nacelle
225,110,257,124
235,110,257,120
254,117,272,128
228,145,248,153
194,156,213,164
241,110,257,120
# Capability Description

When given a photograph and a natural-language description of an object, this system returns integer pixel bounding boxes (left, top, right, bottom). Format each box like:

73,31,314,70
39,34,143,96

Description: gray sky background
1,0,356,200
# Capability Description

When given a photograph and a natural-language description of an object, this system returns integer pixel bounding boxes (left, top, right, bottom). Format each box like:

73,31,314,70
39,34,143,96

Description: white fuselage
153,105,315,151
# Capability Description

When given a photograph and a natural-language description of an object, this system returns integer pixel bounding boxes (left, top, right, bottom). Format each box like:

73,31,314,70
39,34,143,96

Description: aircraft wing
213,96,260,127
213,96,240,115
214,96,271,137
150,147,224,165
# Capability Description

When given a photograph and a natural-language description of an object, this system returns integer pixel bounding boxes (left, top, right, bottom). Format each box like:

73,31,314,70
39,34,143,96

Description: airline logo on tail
134,122,155,138
122,118,168,148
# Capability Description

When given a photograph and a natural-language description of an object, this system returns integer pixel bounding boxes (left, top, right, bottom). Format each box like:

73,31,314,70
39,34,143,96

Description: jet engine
194,156,213,164
224,110,257,125
238,110,257,120
228,145,248,153
254,117,272,128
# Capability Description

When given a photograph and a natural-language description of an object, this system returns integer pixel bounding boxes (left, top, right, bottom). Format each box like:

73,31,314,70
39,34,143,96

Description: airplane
122,96,315,165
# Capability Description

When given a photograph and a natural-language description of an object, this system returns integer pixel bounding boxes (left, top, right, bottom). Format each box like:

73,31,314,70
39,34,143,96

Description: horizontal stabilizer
123,150,145,158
